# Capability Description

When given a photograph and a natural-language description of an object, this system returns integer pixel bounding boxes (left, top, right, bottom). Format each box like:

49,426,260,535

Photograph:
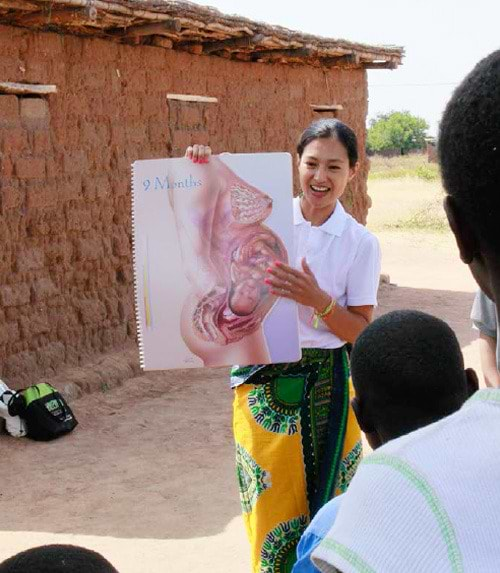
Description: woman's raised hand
265,258,331,311
185,144,212,163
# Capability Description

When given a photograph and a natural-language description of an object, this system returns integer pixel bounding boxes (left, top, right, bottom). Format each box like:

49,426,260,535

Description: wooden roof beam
310,104,344,112
202,33,265,54
363,61,398,69
320,53,360,67
176,42,204,55
0,82,57,95
151,36,173,49
115,19,181,38
17,8,87,26
252,47,313,60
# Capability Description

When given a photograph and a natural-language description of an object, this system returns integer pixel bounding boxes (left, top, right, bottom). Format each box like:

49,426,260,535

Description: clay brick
33,130,51,153
142,94,165,119
63,150,88,175
74,236,103,261
45,156,57,179
3,350,38,379
76,298,107,325
19,310,50,337
126,123,147,145
20,97,49,123
35,341,66,372
0,181,23,213
0,127,29,154
118,298,134,321
0,284,31,307
0,155,14,178
0,95,19,126
26,59,48,83
15,248,45,272
0,320,9,346
66,207,92,232
32,277,59,301
6,321,20,343
15,157,46,179
112,231,131,257
58,177,83,203
126,95,142,118
26,182,58,209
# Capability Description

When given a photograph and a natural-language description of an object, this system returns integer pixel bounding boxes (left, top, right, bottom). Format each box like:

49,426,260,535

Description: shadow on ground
376,284,476,349
0,367,242,540
0,286,476,541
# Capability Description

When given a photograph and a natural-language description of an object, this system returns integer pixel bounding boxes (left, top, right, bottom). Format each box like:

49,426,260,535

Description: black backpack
8,383,78,441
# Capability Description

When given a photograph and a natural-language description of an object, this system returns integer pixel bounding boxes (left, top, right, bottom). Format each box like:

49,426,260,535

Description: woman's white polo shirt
293,196,381,349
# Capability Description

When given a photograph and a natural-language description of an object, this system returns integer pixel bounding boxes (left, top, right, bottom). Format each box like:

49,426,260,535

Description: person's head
439,50,500,303
296,119,359,217
0,544,118,573
350,310,478,449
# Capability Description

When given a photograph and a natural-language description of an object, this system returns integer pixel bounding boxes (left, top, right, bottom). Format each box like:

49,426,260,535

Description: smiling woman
186,119,381,573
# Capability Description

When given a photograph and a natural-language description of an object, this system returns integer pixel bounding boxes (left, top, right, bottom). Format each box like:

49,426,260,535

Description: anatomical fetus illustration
168,157,288,366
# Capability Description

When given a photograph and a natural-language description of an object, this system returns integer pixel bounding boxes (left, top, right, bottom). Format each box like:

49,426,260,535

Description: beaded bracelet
312,297,337,329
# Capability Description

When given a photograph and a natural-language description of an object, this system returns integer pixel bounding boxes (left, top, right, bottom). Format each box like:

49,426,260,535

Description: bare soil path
0,228,481,572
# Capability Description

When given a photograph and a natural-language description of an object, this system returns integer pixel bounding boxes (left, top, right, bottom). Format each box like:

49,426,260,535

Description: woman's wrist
313,291,333,313
312,292,337,329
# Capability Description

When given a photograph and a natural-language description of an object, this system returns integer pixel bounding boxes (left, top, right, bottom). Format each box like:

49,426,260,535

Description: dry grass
368,154,439,181
366,177,448,233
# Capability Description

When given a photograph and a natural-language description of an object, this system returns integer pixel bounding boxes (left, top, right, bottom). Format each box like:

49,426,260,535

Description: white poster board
132,153,301,370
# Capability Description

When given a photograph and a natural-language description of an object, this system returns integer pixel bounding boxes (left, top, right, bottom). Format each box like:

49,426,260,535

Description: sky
190,0,500,136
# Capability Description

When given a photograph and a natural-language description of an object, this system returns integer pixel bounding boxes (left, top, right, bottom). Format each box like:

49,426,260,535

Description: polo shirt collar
293,196,347,237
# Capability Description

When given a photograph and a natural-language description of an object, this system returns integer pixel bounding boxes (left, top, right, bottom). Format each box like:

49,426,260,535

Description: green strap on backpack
8,382,78,441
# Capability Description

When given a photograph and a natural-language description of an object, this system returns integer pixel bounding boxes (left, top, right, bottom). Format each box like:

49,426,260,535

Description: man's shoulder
308,495,343,538
362,389,500,473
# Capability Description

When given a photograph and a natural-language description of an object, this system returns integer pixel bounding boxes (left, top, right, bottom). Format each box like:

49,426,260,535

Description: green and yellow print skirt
231,347,362,573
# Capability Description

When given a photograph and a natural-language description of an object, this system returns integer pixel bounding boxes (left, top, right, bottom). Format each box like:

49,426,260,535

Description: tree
367,111,429,155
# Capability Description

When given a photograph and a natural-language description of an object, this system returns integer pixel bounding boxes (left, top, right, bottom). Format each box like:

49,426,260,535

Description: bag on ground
0,381,27,438
8,382,78,441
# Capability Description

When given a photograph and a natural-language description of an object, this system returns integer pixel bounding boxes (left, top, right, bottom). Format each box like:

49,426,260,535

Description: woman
185,118,381,573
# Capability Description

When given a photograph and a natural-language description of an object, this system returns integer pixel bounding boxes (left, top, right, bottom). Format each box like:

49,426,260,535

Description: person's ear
348,161,360,182
443,196,478,264
296,153,301,168
465,368,479,397
351,395,374,434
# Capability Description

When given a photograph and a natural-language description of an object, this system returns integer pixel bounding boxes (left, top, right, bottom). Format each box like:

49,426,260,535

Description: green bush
415,164,439,181
367,111,429,155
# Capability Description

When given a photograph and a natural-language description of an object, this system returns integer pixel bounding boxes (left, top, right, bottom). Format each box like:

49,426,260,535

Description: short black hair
0,545,118,573
438,50,500,248
350,310,468,438
297,118,358,167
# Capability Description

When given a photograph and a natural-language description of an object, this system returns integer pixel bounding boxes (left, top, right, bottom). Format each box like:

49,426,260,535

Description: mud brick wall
0,25,369,384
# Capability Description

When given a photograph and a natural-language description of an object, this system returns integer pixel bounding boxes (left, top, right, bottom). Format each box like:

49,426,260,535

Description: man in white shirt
471,289,500,387
312,49,500,573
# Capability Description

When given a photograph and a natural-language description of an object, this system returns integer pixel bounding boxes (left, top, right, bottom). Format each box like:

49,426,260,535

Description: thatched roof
0,0,404,68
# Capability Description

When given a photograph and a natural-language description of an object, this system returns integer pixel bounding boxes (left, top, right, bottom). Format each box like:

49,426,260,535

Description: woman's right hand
185,144,212,163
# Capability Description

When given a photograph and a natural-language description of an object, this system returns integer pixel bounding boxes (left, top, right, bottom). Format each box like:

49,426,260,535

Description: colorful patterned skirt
231,347,362,573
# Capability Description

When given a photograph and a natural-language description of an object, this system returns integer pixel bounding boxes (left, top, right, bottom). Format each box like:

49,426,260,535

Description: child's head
0,544,118,573
350,310,478,449
439,50,500,301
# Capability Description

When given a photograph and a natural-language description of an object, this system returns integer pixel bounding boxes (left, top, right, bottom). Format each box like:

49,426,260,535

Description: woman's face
298,136,357,214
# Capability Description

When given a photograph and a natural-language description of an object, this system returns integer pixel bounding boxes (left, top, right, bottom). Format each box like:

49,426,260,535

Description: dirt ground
0,222,481,572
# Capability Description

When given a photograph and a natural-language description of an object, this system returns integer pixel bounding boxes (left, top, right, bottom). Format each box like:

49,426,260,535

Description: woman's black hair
297,118,358,167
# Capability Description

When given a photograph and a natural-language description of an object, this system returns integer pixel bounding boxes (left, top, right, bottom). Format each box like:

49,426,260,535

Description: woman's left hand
265,258,331,310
